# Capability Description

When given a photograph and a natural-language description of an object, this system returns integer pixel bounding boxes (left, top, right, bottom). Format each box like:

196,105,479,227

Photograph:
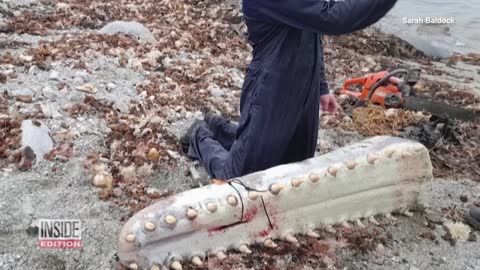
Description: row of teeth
124,146,423,270
126,210,413,270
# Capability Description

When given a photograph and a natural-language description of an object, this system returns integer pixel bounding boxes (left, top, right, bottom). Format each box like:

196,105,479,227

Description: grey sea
376,0,480,58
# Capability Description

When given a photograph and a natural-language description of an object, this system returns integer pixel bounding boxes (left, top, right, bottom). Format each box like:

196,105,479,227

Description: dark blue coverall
191,0,397,180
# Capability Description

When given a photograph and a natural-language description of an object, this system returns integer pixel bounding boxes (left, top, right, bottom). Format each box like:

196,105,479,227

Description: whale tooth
345,160,358,170
402,209,414,217
386,213,397,221
325,225,336,234
216,251,227,260
126,234,135,242
309,173,321,183
186,208,198,220
206,202,218,213
144,222,156,231
341,221,351,229
129,263,138,270
248,191,262,200
367,153,379,165
239,244,252,254
291,177,304,187
192,256,203,267
171,260,182,270
369,216,380,226
285,234,299,244
264,238,278,248
227,195,238,206
270,183,285,195
307,231,320,238
355,219,366,229
165,215,177,225
327,166,340,177
150,265,161,270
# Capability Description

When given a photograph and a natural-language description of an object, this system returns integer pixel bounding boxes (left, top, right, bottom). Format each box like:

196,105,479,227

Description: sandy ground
1,0,480,270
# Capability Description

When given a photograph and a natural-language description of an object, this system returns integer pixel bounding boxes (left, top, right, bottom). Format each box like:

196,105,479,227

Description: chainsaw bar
404,96,479,122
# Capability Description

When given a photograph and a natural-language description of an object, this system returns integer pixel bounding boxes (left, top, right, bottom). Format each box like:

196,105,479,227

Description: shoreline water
376,0,480,59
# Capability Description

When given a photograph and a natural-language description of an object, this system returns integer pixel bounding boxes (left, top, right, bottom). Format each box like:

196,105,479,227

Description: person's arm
247,0,397,35
320,69,339,113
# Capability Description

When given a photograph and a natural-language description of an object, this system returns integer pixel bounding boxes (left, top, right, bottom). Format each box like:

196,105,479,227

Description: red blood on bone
243,206,258,222
207,206,259,237
259,228,271,237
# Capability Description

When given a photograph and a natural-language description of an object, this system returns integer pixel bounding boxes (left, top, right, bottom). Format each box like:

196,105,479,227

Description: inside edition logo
38,219,82,249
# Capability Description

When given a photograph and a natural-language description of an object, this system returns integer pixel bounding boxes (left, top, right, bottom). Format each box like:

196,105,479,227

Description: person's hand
320,94,339,113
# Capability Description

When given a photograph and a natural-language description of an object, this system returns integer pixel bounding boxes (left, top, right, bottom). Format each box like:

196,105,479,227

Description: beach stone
75,70,89,79
49,70,59,80
113,99,129,113
99,21,156,42
210,88,225,97
106,83,117,91
40,103,62,118
28,65,38,74
41,86,59,99
73,76,85,85
162,57,174,68
10,87,35,96
21,120,53,161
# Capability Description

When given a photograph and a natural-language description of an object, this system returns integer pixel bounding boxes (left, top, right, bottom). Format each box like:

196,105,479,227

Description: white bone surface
118,136,432,269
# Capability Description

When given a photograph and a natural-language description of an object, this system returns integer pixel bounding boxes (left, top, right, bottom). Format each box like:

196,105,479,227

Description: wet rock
21,120,53,162
99,21,156,43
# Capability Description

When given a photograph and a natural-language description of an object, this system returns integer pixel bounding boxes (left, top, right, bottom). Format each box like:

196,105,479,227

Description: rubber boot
465,206,480,231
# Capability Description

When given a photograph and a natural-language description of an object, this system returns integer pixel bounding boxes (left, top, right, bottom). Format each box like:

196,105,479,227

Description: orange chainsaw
342,68,478,121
